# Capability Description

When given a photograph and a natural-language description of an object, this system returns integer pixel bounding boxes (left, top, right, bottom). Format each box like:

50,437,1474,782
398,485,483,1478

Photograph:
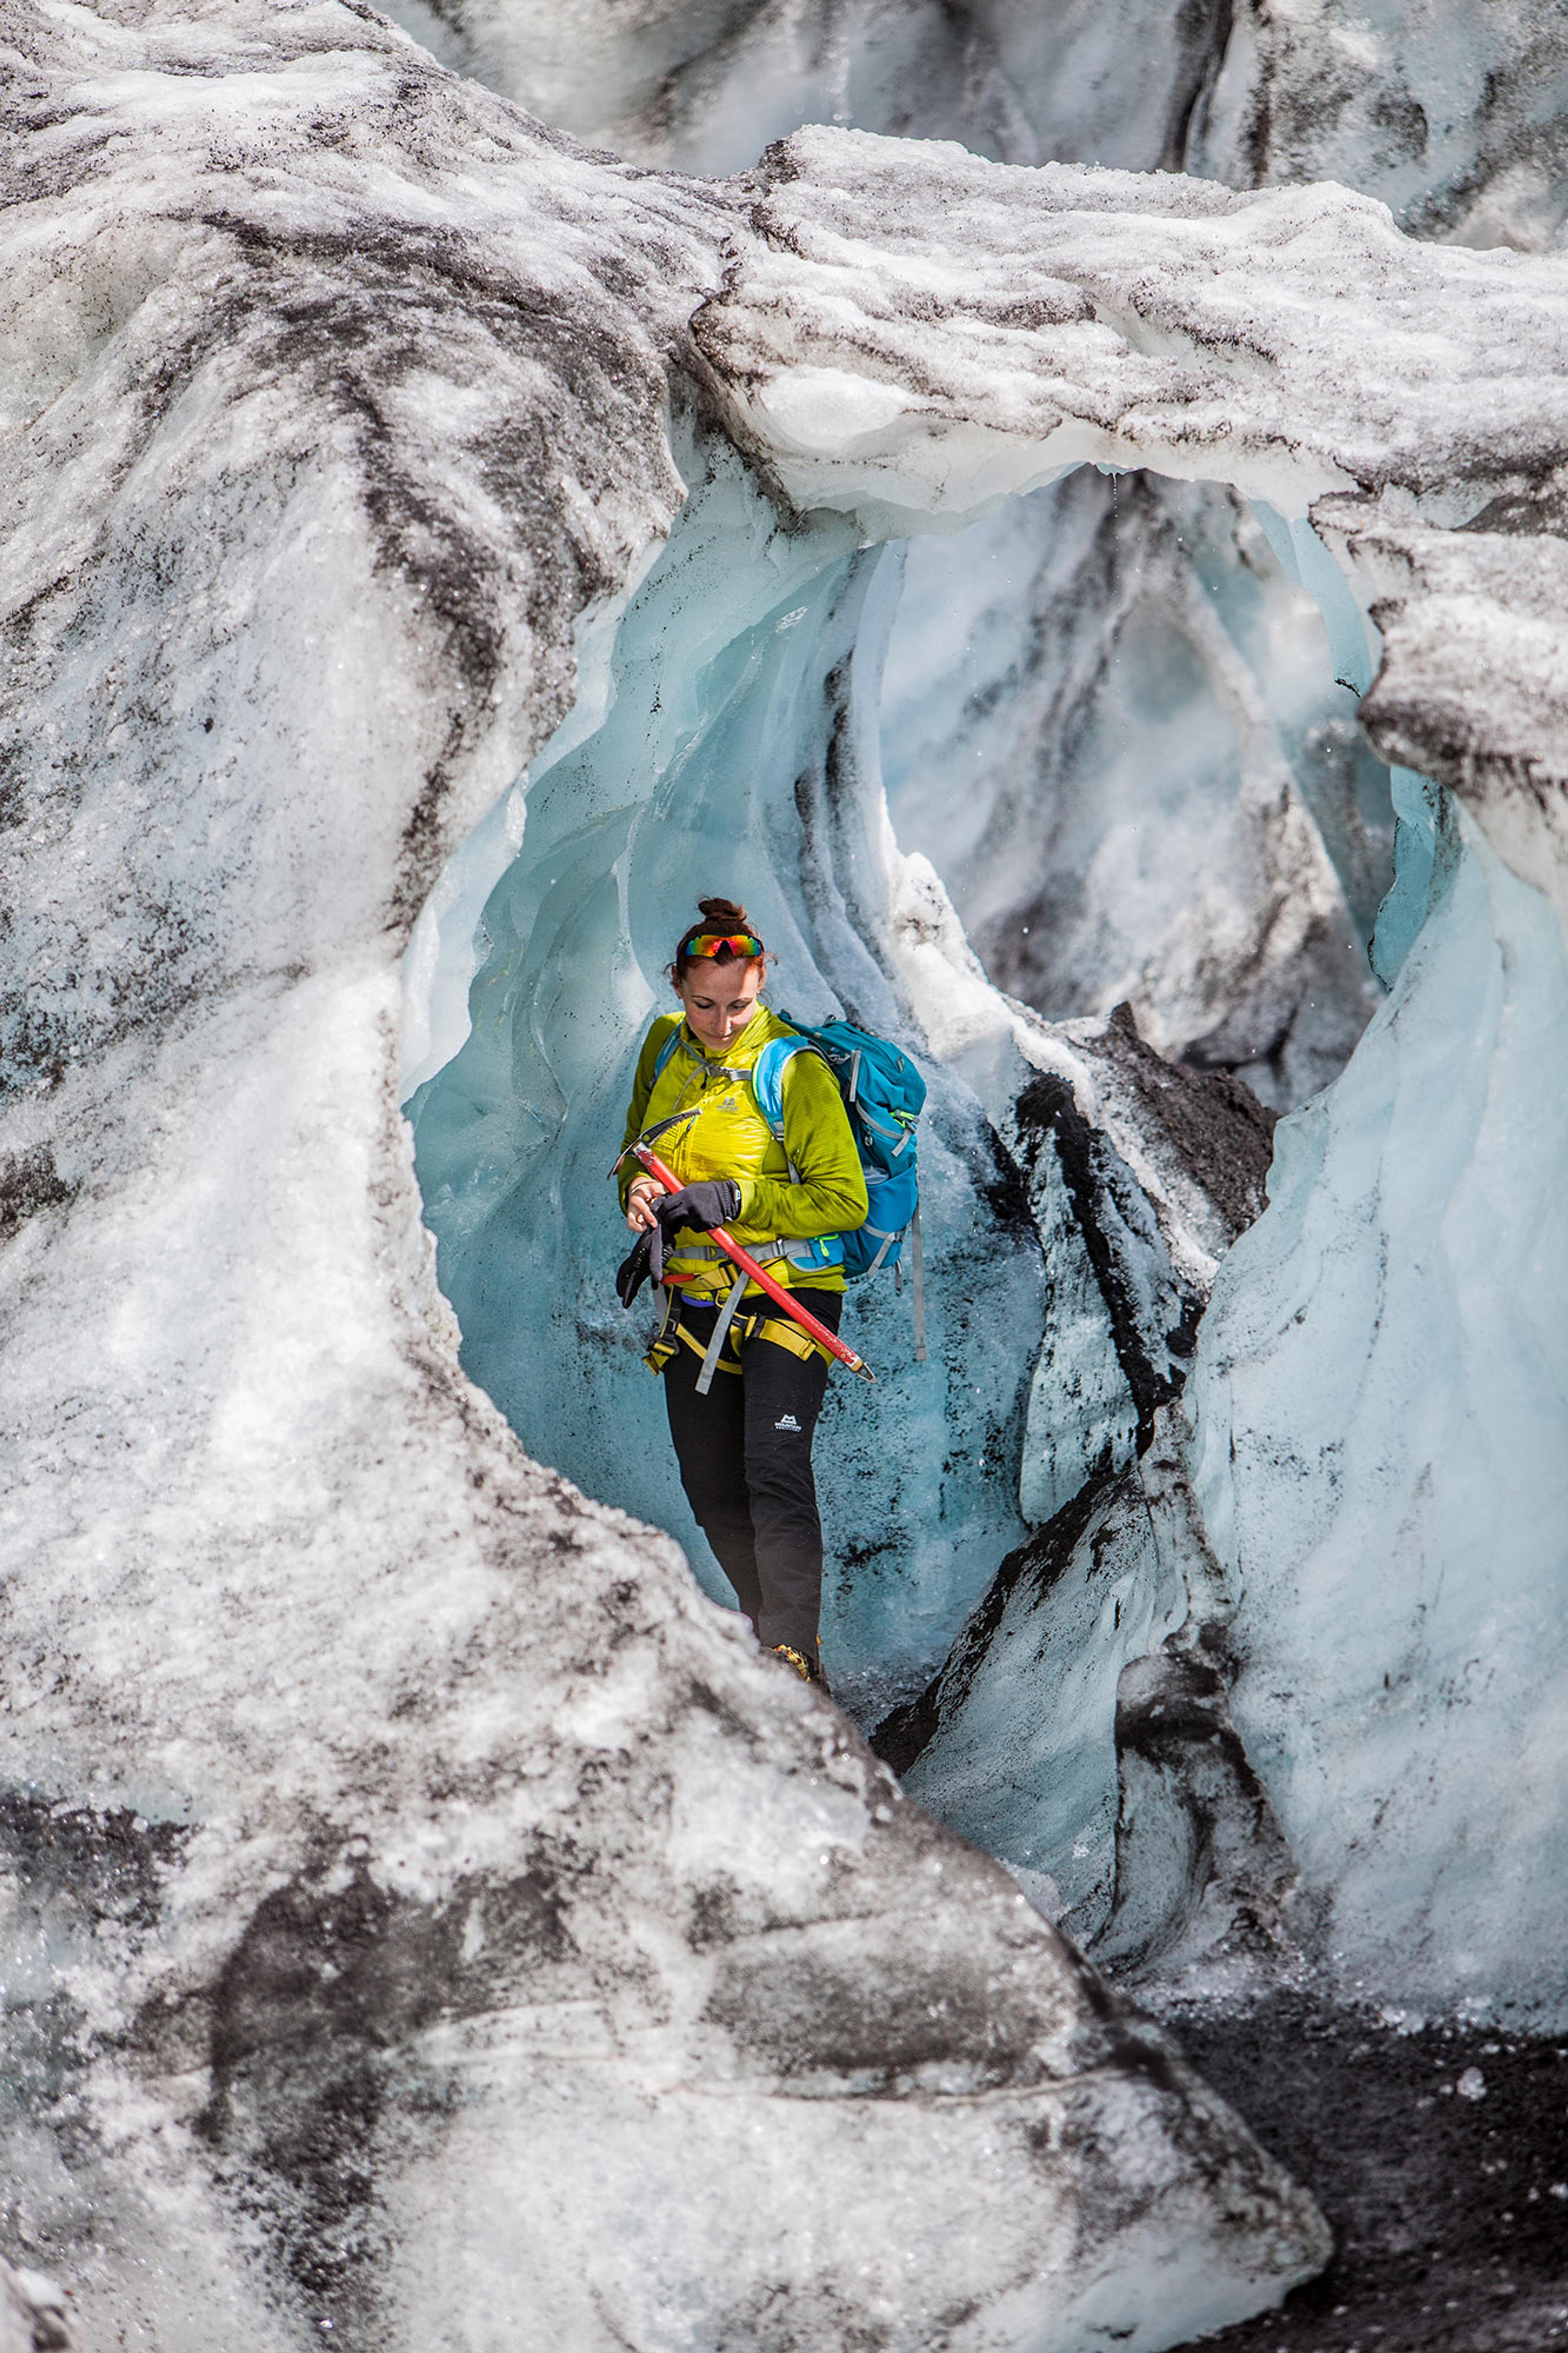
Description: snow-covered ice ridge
699,123,1568,913
0,0,1564,2344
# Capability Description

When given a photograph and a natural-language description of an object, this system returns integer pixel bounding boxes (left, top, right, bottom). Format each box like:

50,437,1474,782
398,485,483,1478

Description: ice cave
2,2,1566,2350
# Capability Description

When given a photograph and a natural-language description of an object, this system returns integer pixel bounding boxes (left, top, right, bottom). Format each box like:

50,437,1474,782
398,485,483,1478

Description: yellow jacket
616,1007,868,1299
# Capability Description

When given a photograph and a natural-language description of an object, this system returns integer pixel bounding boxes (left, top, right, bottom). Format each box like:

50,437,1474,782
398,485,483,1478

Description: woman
614,899,867,1687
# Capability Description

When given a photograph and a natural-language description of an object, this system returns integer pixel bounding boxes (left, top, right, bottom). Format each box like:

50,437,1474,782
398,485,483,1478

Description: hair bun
697,897,749,928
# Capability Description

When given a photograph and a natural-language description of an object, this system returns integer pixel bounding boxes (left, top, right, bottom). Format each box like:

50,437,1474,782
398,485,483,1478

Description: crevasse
404,383,1567,2023
403,413,1045,1717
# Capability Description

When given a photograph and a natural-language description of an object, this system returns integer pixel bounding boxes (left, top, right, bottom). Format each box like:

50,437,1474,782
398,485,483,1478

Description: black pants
662,1289,841,1660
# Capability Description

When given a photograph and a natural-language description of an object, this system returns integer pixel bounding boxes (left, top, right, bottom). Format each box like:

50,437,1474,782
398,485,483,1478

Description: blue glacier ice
884,753,1568,2023
404,415,1045,1716
882,474,1392,1110
1188,803,1568,2019
1250,500,1460,988
389,37,1568,2042
403,397,1567,2021
893,1468,1182,1940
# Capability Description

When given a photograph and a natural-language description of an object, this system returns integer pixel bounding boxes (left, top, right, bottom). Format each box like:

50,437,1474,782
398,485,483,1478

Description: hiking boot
771,1643,830,1695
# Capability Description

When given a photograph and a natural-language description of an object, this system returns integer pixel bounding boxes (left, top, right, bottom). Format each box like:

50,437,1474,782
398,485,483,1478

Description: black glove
615,1180,741,1311
615,1229,658,1308
653,1180,741,1236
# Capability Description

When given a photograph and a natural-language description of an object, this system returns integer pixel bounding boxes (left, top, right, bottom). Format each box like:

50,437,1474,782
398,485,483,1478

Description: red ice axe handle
629,1142,875,1384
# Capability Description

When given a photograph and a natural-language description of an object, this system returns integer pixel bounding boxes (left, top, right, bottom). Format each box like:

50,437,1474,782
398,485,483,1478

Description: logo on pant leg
773,1413,802,1432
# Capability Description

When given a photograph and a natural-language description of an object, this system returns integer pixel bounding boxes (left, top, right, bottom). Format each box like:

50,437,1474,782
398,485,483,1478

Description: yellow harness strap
644,1287,686,1376
675,1320,742,1376
736,1311,827,1365
645,1292,833,1378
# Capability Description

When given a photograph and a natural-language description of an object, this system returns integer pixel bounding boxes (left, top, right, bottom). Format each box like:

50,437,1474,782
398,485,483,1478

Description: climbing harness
619,1137,874,1385
646,1280,837,1389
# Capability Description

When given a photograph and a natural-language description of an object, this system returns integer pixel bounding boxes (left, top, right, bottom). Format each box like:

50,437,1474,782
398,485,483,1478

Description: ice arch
396,387,1482,1971
401,416,1395,1726
399,415,1379,1706
403,126,1568,2017
404,415,1047,1715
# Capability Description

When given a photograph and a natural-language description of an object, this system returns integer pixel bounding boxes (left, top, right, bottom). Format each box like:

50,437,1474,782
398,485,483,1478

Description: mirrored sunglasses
688,932,764,959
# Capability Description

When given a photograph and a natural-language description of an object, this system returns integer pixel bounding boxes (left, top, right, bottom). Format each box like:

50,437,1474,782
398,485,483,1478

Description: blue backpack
756,1014,928,1360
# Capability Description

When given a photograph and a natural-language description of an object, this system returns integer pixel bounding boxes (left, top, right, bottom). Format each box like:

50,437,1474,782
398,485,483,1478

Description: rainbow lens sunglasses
688,932,764,959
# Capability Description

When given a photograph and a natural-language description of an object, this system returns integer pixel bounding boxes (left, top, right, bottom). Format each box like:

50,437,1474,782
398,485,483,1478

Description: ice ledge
694,124,1568,918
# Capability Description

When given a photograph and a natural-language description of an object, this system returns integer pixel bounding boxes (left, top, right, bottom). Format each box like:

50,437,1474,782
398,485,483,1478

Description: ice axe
620,1140,875,1383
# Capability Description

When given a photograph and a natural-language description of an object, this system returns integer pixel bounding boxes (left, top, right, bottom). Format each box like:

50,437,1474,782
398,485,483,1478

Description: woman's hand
654,1180,741,1233
626,1175,662,1232
616,1175,742,1312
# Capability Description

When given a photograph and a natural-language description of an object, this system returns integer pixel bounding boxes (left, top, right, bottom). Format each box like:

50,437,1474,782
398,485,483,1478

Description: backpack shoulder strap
751,1035,812,1142
650,1021,684,1086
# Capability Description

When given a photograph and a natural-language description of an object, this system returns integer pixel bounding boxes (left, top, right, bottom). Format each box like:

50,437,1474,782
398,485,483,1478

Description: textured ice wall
1188,809,1568,2017
877,781,1568,2011
406,414,1042,1715
894,1467,1180,1939
0,7,1342,2343
878,1022,1278,1942
881,471,1387,1108
378,0,1568,243
867,0,1568,1107
1198,473,1568,2011
693,127,1568,890
378,0,1237,176
1195,0,1568,245
691,125,1568,2016
0,2262,75,2353
400,0,1568,1126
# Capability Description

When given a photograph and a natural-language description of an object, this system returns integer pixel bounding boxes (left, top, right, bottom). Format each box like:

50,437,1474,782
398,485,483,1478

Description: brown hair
671,897,766,983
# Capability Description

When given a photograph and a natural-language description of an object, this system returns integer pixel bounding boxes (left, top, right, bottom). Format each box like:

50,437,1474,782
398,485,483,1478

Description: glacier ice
6,3,1568,2347
694,127,1568,533
0,3,1359,2344
427,0,1568,1139
1193,0,1568,247
379,0,1568,257
889,772,1562,2014
377,0,1242,177
881,470,1388,1109
1187,804,1568,2018
405,413,1045,1715
882,1466,1180,1940
1006,1013,1279,1526
692,122,1568,969
0,2261,75,2353
679,121,1568,2029
875,1023,1280,1941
